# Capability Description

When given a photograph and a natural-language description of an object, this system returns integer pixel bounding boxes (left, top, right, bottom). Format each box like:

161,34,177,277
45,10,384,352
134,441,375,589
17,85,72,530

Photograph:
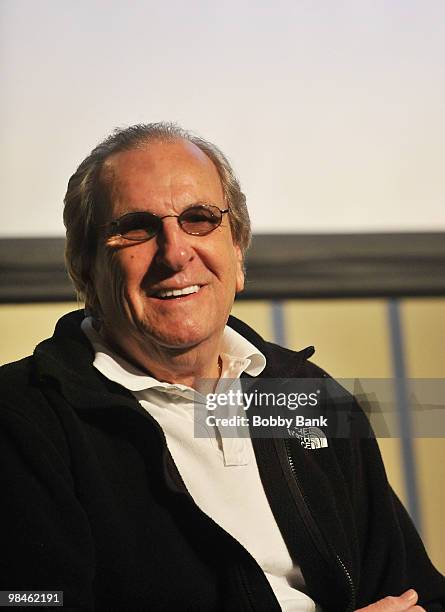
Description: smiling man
1,123,444,611
91,139,244,387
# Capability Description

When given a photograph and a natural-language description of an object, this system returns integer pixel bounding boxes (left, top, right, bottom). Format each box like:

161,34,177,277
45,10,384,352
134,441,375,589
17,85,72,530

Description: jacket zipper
284,439,356,612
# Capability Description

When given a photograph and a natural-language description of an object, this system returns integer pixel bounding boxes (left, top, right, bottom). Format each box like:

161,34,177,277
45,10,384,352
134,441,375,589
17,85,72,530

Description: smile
152,285,201,299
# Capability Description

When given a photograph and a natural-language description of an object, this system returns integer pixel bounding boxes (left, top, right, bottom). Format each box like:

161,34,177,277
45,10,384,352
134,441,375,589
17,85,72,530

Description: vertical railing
387,298,422,531
271,300,286,347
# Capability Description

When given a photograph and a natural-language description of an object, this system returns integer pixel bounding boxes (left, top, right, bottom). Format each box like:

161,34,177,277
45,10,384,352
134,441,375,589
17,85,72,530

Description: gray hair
63,122,251,311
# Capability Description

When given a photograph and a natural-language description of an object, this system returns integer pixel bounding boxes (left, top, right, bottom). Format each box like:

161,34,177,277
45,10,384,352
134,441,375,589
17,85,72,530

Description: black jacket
1,310,444,611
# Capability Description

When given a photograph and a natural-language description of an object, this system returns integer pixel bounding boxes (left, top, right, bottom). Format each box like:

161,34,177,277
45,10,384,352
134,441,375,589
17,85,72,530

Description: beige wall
1,298,444,572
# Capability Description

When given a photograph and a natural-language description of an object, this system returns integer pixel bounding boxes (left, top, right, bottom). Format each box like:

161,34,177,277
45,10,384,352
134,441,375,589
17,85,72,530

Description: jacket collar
226,315,315,378
33,310,135,411
33,309,315,410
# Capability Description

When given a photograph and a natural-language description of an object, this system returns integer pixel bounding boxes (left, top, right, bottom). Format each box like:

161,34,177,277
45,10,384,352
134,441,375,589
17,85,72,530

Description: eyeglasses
106,204,229,242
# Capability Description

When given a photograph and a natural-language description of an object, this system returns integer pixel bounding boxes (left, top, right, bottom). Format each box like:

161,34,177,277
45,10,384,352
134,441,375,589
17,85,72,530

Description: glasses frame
105,204,230,242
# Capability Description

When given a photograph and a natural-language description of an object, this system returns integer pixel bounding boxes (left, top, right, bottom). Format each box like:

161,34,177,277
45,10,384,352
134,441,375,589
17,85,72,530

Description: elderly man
1,123,444,611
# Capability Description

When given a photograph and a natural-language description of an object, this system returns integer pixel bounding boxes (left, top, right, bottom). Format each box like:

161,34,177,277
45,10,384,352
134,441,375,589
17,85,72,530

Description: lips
151,284,201,299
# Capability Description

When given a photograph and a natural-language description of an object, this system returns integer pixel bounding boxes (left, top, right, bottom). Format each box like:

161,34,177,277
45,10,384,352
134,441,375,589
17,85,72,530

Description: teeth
155,285,200,298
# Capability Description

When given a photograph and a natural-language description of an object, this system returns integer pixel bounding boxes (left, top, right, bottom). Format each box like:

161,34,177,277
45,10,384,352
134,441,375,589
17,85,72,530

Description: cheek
96,251,128,314
119,251,151,293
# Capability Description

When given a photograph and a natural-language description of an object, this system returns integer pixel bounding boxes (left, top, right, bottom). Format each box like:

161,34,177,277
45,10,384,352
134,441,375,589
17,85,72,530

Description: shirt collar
81,316,266,393
220,324,266,377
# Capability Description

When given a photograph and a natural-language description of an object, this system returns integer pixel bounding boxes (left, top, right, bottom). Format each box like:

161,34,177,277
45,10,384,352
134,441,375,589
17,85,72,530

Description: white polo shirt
82,317,319,612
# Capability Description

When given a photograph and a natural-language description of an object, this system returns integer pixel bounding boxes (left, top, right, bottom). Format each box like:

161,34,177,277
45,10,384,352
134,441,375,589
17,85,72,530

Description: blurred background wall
1,0,444,576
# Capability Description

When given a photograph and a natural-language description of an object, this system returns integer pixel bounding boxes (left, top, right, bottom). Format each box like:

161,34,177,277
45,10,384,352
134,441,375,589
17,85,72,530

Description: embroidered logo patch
288,426,329,449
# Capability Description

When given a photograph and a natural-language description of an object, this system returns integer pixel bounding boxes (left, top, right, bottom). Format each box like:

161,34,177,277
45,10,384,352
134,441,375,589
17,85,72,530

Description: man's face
92,139,244,354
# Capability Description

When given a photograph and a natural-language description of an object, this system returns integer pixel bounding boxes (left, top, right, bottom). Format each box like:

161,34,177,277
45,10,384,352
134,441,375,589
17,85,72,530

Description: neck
100,325,223,390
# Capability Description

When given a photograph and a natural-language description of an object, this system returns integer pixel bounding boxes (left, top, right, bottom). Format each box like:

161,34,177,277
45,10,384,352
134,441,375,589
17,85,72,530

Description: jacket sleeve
0,399,96,611
346,401,445,611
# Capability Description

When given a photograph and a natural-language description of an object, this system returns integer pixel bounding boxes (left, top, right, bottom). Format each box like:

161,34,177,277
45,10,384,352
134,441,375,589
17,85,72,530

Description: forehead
100,139,224,214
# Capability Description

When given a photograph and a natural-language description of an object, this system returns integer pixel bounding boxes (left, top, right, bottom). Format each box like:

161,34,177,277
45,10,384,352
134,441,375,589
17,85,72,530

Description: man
1,123,443,611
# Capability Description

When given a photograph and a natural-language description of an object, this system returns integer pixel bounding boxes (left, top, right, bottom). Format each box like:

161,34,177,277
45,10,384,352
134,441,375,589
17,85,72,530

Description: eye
179,205,222,235
113,212,160,241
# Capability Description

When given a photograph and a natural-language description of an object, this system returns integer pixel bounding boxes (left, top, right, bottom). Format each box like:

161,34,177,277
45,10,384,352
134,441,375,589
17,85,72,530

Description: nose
154,217,194,271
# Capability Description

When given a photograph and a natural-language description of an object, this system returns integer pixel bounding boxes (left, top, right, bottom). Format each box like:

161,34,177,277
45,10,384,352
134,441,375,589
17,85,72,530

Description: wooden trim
1,233,444,302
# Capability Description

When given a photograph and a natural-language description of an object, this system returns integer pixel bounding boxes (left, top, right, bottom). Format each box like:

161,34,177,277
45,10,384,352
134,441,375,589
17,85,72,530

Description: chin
136,319,213,351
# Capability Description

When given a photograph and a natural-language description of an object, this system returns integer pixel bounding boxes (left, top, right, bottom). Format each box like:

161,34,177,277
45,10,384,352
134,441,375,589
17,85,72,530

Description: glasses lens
179,205,222,235
114,212,160,241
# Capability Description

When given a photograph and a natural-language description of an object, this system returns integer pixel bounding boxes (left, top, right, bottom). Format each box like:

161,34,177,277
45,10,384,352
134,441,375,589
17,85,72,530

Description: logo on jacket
288,426,329,449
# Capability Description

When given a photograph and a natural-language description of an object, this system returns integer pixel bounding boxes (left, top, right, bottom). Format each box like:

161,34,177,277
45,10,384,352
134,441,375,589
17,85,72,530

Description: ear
234,245,245,293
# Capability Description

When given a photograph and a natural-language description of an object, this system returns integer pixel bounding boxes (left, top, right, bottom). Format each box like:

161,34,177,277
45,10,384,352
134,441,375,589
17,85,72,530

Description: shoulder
0,352,74,469
0,353,52,417
0,355,38,402
227,314,374,445
227,313,327,379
